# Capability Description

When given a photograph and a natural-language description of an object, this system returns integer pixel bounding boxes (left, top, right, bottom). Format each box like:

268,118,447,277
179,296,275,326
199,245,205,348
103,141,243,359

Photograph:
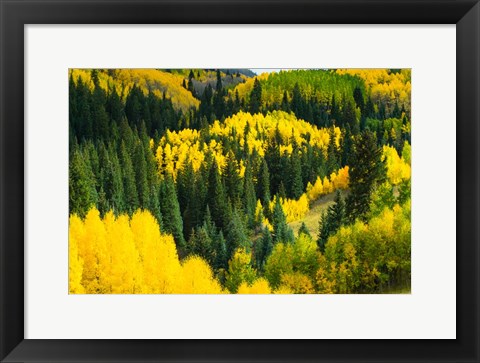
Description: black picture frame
1,1,479,362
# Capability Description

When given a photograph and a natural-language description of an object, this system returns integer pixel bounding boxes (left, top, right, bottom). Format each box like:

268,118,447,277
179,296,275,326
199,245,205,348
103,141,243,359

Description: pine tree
353,86,365,113
345,130,385,222
119,141,138,213
133,142,149,208
281,90,290,112
249,78,262,114
214,231,228,272
289,149,303,199
106,86,124,127
159,174,186,253
254,227,273,270
317,191,345,252
207,160,229,230
278,181,287,200
326,126,339,175
272,197,294,244
256,159,271,207
224,150,242,205
298,222,311,238
69,147,98,217
188,226,213,264
317,211,329,252
341,125,353,167
243,164,257,228
226,207,251,260
291,82,303,118
342,98,357,132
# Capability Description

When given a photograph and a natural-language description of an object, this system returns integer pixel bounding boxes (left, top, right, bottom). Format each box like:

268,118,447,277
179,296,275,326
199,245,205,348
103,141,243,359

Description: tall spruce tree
345,130,385,222
249,78,262,114
272,197,294,244
119,141,138,213
69,147,98,217
317,191,345,252
226,207,250,260
289,149,304,199
242,162,257,227
257,159,271,207
159,174,186,253
208,160,229,230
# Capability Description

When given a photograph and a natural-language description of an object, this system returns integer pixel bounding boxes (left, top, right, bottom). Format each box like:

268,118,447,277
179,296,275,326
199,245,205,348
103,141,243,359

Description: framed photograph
1,0,478,362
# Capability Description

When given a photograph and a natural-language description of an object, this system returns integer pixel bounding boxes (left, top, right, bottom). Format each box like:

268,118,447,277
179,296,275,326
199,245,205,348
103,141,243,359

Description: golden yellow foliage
68,215,85,294
180,256,224,294
281,272,315,294
274,285,294,294
237,278,272,294
155,111,336,179
382,145,411,185
306,166,349,202
69,208,223,294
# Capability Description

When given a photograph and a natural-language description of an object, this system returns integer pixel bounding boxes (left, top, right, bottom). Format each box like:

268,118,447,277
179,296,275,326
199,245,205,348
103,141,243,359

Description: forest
69,68,411,294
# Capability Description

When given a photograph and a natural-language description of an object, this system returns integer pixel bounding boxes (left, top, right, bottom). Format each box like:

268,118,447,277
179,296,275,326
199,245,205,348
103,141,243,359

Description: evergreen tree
291,82,303,118
242,162,257,227
272,197,294,244
133,143,149,208
224,151,242,205
106,87,124,127
119,141,138,213
256,159,271,207
326,126,339,175
345,131,385,222
188,226,213,263
226,207,250,260
249,78,262,114
208,160,229,230
289,149,303,199
278,181,287,200
298,222,311,238
214,231,228,272
69,147,98,217
255,227,273,270
317,191,345,252
353,86,365,113
91,79,110,140
341,125,353,167
342,98,357,132
159,174,186,253
281,90,290,112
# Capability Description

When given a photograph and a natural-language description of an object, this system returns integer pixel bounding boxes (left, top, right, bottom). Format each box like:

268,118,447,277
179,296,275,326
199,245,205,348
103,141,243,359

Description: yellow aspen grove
68,215,85,294
69,208,227,294
180,256,223,294
78,208,110,293
130,210,182,293
382,145,411,185
331,166,349,190
155,111,336,178
103,212,141,294
306,177,324,201
237,278,272,294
